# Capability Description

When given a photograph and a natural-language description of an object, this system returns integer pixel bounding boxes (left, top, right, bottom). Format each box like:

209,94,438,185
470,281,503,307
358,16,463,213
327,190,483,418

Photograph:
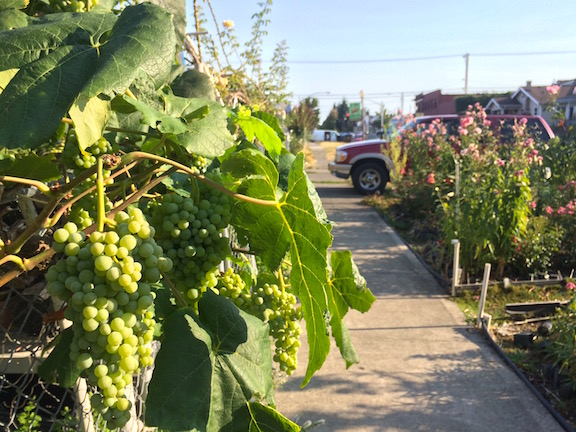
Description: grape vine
0,2,375,431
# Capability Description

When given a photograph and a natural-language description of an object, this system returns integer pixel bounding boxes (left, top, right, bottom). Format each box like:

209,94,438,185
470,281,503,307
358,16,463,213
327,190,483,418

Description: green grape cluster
145,189,232,305
212,269,302,376
48,0,98,12
61,137,115,171
46,208,172,429
189,154,209,174
69,188,114,230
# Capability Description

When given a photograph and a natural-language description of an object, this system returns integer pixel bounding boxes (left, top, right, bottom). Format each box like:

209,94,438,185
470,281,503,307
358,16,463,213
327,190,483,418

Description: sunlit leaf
146,291,273,431
69,94,111,150
328,250,375,366
81,3,176,97
223,150,333,386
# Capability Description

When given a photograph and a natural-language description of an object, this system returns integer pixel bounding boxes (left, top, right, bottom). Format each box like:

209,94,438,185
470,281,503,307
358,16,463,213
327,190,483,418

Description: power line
286,50,576,65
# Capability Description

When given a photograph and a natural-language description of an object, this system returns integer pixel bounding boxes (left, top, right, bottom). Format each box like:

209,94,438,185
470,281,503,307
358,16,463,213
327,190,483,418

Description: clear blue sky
187,0,576,121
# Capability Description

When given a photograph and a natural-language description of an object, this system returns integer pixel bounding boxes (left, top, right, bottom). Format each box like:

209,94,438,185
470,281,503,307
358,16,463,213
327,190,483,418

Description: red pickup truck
328,114,555,195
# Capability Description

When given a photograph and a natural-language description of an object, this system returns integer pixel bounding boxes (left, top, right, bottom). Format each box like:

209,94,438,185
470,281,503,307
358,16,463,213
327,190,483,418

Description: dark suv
328,114,555,195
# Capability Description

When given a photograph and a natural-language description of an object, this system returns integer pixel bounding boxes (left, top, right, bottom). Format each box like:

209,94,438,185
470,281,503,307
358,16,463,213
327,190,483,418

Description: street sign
349,102,361,121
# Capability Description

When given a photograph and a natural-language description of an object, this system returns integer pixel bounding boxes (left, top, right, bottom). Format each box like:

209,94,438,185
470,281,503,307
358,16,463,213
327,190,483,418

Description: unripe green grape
105,244,118,257
119,355,138,372
95,255,113,272
104,231,120,245
117,344,133,358
83,306,98,320
115,398,131,412
110,317,125,332
53,228,70,243
82,318,99,332
65,242,80,256
94,364,108,378
76,352,93,370
107,331,123,346
64,222,78,234
98,375,113,390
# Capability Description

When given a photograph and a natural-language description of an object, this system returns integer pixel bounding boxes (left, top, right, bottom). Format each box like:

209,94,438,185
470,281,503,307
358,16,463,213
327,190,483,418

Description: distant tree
321,108,338,130
286,97,320,153
371,108,395,135
335,100,351,132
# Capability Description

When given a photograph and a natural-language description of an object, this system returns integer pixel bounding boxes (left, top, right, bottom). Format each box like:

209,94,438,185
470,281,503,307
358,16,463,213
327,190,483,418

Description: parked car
339,132,355,142
328,114,555,195
328,138,394,195
309,129,339,142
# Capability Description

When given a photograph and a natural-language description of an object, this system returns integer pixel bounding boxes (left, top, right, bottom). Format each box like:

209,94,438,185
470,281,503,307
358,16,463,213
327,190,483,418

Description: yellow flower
222,20,234,30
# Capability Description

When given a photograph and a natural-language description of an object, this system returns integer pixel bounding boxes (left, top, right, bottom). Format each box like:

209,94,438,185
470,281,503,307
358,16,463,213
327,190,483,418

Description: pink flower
546,84,560,95
530,201,537,210
557,206,567,215
545,206,554,215
460,116,474,128
426,173,435,184
496,158,505,167
566,281,576,290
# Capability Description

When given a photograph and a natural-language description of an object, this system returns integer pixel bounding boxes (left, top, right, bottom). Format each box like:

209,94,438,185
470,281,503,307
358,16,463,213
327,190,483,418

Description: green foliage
512,216,563,275
16,398,42,432
0,2,373,430
548,299,576,387
286,98,320,154
194,0,291,115
146,293,275,431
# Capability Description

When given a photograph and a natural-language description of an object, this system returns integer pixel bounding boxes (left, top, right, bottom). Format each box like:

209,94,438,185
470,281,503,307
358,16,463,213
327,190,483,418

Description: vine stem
123,152,278,207
160,270,188,308
0,176,52,195
0,249,55,289
96,157,106,232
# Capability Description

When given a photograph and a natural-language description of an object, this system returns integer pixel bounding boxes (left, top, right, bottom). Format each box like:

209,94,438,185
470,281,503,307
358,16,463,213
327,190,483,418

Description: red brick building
414,90,457,115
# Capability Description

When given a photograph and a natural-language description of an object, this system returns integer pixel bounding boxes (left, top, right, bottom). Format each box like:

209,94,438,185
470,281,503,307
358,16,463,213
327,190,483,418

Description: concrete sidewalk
273,142,565,432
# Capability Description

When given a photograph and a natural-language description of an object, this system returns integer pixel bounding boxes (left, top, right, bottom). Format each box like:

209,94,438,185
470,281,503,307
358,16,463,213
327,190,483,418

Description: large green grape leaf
81,3,176,97
150,0,186,47
328,250,376,367
234,112,283,162
0,8,27,30
222,150,333,386
0,12,116,71
37,327,82,387
0,45,99,149
0,0,27,10
146,291,274,431
163,92,235,158
114,94,188,135
223,402,300,432
3,154,61,181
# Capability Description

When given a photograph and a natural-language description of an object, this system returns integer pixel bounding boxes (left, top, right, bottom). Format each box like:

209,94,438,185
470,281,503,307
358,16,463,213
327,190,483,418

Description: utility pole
360,89,365,140
464,53,469,94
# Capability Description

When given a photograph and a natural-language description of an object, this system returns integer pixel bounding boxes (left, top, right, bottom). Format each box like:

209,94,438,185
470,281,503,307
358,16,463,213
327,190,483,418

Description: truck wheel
351,162,388,195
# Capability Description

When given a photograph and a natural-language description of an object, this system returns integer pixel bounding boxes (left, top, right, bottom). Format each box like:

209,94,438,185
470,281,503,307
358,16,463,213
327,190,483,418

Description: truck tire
351,161,388,195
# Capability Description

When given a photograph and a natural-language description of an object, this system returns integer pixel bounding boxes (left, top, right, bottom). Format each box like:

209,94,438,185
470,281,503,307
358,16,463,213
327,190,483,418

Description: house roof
556,81,576,103
487,97,521,109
